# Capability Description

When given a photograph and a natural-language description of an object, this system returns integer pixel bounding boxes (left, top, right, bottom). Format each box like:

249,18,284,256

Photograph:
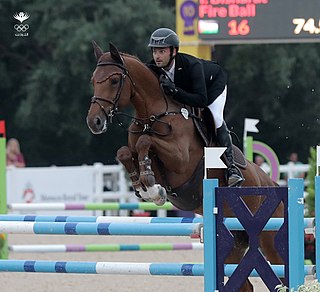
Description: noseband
91,61,135,123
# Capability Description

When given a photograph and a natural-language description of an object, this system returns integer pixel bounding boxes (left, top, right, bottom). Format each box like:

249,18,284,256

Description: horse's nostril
94,116,101,126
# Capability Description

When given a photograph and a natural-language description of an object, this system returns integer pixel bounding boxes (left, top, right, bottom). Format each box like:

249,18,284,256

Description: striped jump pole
0,260,314,277
0,215,202,224
7,202,177,211
0,222,202,236
0,260,203,275
0,214,314,230
9,242,204,253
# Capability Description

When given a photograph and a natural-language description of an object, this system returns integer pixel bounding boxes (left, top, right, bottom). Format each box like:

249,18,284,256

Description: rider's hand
160,75,177,96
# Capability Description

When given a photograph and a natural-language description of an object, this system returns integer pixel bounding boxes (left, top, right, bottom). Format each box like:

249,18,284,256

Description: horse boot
117,146,144,199
139,155,167,206
216,122,244,187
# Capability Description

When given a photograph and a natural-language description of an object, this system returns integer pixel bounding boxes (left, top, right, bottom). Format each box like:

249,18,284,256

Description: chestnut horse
86,42,284,291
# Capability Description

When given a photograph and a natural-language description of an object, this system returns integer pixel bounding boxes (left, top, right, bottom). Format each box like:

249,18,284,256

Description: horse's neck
125,57,166,117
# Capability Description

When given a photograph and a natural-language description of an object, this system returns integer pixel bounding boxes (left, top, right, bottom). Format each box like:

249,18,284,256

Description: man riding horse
147,28,244,187
87,41,285,291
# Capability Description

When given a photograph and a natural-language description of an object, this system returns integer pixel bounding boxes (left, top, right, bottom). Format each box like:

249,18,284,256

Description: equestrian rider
147,27,244,187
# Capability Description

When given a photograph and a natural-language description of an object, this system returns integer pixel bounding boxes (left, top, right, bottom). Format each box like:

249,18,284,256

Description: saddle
191,107,247,169
167,108,247,210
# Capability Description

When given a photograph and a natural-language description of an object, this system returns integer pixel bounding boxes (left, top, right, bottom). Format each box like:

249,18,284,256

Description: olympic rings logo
14,24,29,32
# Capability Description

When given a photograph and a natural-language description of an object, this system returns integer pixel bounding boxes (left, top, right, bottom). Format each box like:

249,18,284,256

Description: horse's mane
119,52,160,81
119,52,141,62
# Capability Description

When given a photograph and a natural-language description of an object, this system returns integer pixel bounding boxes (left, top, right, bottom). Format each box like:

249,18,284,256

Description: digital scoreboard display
198,0,320,43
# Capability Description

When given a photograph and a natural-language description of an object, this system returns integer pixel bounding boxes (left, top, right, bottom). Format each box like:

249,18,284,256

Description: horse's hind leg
260,231,285,282
260,232,283,262
225,231,254,292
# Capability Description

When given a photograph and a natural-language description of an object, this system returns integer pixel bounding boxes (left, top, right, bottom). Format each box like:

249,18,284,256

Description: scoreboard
197,0,320,43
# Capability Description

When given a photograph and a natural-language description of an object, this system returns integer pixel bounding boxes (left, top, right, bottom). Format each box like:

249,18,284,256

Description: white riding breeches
207,86,227,130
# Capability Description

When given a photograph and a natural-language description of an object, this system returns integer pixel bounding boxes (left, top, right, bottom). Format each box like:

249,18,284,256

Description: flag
204,147,227,169
0,121,5,138
244,118,259,134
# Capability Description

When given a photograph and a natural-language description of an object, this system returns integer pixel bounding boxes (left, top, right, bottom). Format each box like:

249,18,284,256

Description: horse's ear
92,40,103,60
109,42,123,65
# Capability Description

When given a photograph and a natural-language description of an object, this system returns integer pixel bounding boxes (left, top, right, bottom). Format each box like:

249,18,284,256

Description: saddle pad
191,107,247,169
232,145,247,169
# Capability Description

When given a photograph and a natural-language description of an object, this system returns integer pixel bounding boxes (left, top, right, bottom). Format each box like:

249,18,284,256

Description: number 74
293,18,319,34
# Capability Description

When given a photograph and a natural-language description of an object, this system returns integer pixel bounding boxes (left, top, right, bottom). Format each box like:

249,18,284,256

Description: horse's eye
110,78,119,85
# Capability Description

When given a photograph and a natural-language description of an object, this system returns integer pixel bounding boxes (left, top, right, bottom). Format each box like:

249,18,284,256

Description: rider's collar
164,60,175,81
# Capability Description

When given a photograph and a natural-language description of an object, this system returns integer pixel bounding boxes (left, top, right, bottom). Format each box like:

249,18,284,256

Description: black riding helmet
148,28,179,49
148,28,179,68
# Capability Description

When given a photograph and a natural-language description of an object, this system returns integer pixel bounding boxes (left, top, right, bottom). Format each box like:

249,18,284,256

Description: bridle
90,59,196,137
90,61,135,124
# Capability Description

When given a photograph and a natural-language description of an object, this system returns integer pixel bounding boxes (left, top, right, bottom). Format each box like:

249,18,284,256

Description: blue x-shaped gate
215,186,288,291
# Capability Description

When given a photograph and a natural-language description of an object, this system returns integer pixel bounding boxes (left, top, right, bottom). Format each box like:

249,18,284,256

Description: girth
167,157,204,211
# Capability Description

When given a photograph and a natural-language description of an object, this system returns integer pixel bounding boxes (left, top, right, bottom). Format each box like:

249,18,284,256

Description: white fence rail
6,163,135,215
5,162,311,214
260,163,309,187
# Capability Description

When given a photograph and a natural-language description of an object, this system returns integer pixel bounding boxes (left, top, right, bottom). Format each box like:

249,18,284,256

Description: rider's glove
160,75,177,96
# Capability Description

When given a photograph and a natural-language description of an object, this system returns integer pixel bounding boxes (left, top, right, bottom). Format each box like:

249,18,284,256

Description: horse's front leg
117,146,142,197
135,135,167,205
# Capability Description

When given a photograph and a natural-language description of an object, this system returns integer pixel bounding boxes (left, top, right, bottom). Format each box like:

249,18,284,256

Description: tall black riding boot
216,122,244,187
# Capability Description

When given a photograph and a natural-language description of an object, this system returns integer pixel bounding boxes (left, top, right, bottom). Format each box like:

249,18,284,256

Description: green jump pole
244,136,254,162
0,121,8,259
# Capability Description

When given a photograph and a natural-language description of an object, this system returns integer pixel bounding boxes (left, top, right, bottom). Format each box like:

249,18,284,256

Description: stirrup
226,165,244,187
228,174,244,187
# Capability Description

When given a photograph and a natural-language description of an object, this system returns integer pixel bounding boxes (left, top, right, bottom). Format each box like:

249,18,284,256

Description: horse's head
87,42,135,134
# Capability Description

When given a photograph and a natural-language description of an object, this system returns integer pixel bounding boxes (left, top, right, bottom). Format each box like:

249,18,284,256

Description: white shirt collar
165,60,175,81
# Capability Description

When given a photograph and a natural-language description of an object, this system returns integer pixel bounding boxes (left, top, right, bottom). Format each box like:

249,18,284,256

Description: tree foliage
0,0,319,167
220,43,320,163
0,0,174,166
305,147,317,215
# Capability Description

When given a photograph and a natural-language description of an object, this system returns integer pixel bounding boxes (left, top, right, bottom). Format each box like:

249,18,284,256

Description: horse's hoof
136,187,152,202
154,196,166,206
153,186,167,206
147,175,155,187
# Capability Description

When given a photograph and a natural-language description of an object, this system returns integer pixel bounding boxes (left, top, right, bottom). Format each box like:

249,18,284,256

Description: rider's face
152,47,174,68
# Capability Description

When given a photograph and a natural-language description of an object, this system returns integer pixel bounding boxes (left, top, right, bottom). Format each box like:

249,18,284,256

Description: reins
91,57,198,137
115,111,178,136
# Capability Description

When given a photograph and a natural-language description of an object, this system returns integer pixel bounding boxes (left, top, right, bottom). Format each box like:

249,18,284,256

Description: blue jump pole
0,260,314,277
0,214,313,230
288,178,305,290
0,260,204,275
0,222,201,236
316,176,320,283
0,215,203,224
203,178,218,292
